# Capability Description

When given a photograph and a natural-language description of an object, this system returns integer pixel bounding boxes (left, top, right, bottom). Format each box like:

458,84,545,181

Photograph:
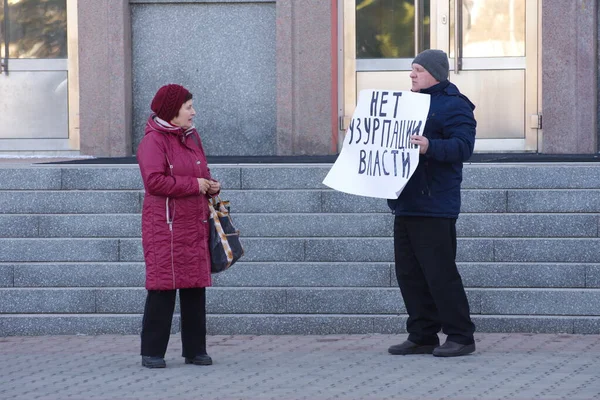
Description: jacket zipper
170,222,175,289
165,156,176,289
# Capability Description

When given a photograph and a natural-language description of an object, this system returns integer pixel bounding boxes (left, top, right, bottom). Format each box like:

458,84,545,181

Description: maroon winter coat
137,115,216,290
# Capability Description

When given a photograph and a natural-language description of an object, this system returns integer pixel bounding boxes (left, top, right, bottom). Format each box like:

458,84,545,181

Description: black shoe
185,354,213,366
388,340,439,355
141,356,166,368
432,341,475,357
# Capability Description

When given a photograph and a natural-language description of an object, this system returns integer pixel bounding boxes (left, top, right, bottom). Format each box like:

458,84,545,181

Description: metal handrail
1,0,8,75
454,0,463,74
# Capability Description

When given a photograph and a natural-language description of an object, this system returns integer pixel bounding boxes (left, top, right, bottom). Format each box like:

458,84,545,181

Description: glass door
342,0,540,152
0,0,70,153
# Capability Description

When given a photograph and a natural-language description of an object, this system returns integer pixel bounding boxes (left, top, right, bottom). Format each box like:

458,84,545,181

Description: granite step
3,164,600,191
2,188,599,215
3,213,596,238
3,238,600,263
1,262,598,289
2,287,600,317
2,262,598,289
1,313,599,336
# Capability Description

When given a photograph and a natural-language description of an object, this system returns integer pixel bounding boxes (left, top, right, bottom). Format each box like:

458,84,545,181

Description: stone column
542,0,598,154
78,0,132,156
276,0,335,155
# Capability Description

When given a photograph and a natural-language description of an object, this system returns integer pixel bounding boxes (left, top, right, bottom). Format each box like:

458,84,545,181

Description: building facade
0,0,597,156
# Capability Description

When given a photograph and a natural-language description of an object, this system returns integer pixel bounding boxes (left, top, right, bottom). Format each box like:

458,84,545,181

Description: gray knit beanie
412,49,449,82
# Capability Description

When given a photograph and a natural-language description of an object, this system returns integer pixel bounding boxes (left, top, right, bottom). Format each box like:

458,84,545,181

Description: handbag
208,196,244,273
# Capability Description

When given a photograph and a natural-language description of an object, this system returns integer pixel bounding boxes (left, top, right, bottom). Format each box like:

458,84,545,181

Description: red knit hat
150,84,190,122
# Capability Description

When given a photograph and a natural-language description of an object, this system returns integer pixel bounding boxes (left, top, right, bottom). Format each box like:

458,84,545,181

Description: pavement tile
0,333,599,400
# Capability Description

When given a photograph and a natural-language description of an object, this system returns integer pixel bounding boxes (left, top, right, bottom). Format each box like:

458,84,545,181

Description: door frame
0,0,79,155
339,0,542,153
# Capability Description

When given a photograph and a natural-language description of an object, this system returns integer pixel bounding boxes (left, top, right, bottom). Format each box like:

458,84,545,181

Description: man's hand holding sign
410,135,429,154
323,90,431,199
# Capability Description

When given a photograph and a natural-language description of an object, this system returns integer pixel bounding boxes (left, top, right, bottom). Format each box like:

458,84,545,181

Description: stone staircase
1,163,600,336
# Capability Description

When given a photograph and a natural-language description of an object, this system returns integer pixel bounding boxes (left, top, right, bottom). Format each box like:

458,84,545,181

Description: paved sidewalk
1,333,599,400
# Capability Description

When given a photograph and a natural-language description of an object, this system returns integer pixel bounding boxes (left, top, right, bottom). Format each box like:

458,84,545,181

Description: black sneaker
388,340,439,355
185,354,213,366
432,341,475,357
141,356,166,368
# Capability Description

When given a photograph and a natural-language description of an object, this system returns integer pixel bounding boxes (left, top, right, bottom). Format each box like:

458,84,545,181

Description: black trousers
140,288,207,358
394,216,475,345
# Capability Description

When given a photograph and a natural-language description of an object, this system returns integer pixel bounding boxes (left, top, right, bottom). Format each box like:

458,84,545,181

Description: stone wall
75,0,339,156
130,0,277,155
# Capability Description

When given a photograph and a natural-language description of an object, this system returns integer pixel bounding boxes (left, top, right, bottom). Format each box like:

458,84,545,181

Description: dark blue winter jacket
387,80,476,218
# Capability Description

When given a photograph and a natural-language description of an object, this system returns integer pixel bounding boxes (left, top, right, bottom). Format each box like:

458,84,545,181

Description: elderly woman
136,84,220,368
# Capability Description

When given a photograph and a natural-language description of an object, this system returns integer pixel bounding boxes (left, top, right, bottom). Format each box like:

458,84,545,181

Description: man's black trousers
394,216,475,345
140,287,207,358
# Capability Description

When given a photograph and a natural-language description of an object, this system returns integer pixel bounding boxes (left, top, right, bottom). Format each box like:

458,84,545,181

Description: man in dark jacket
387,49,476,357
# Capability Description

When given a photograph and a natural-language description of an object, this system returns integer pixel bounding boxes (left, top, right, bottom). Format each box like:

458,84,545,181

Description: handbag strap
210,196,230,214
210,196,224,206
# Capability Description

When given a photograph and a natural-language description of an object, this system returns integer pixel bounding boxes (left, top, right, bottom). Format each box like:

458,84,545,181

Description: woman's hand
207,180,221,195
197,178,211,194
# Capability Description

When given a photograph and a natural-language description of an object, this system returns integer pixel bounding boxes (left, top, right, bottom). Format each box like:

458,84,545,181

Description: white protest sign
323,89,431,199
